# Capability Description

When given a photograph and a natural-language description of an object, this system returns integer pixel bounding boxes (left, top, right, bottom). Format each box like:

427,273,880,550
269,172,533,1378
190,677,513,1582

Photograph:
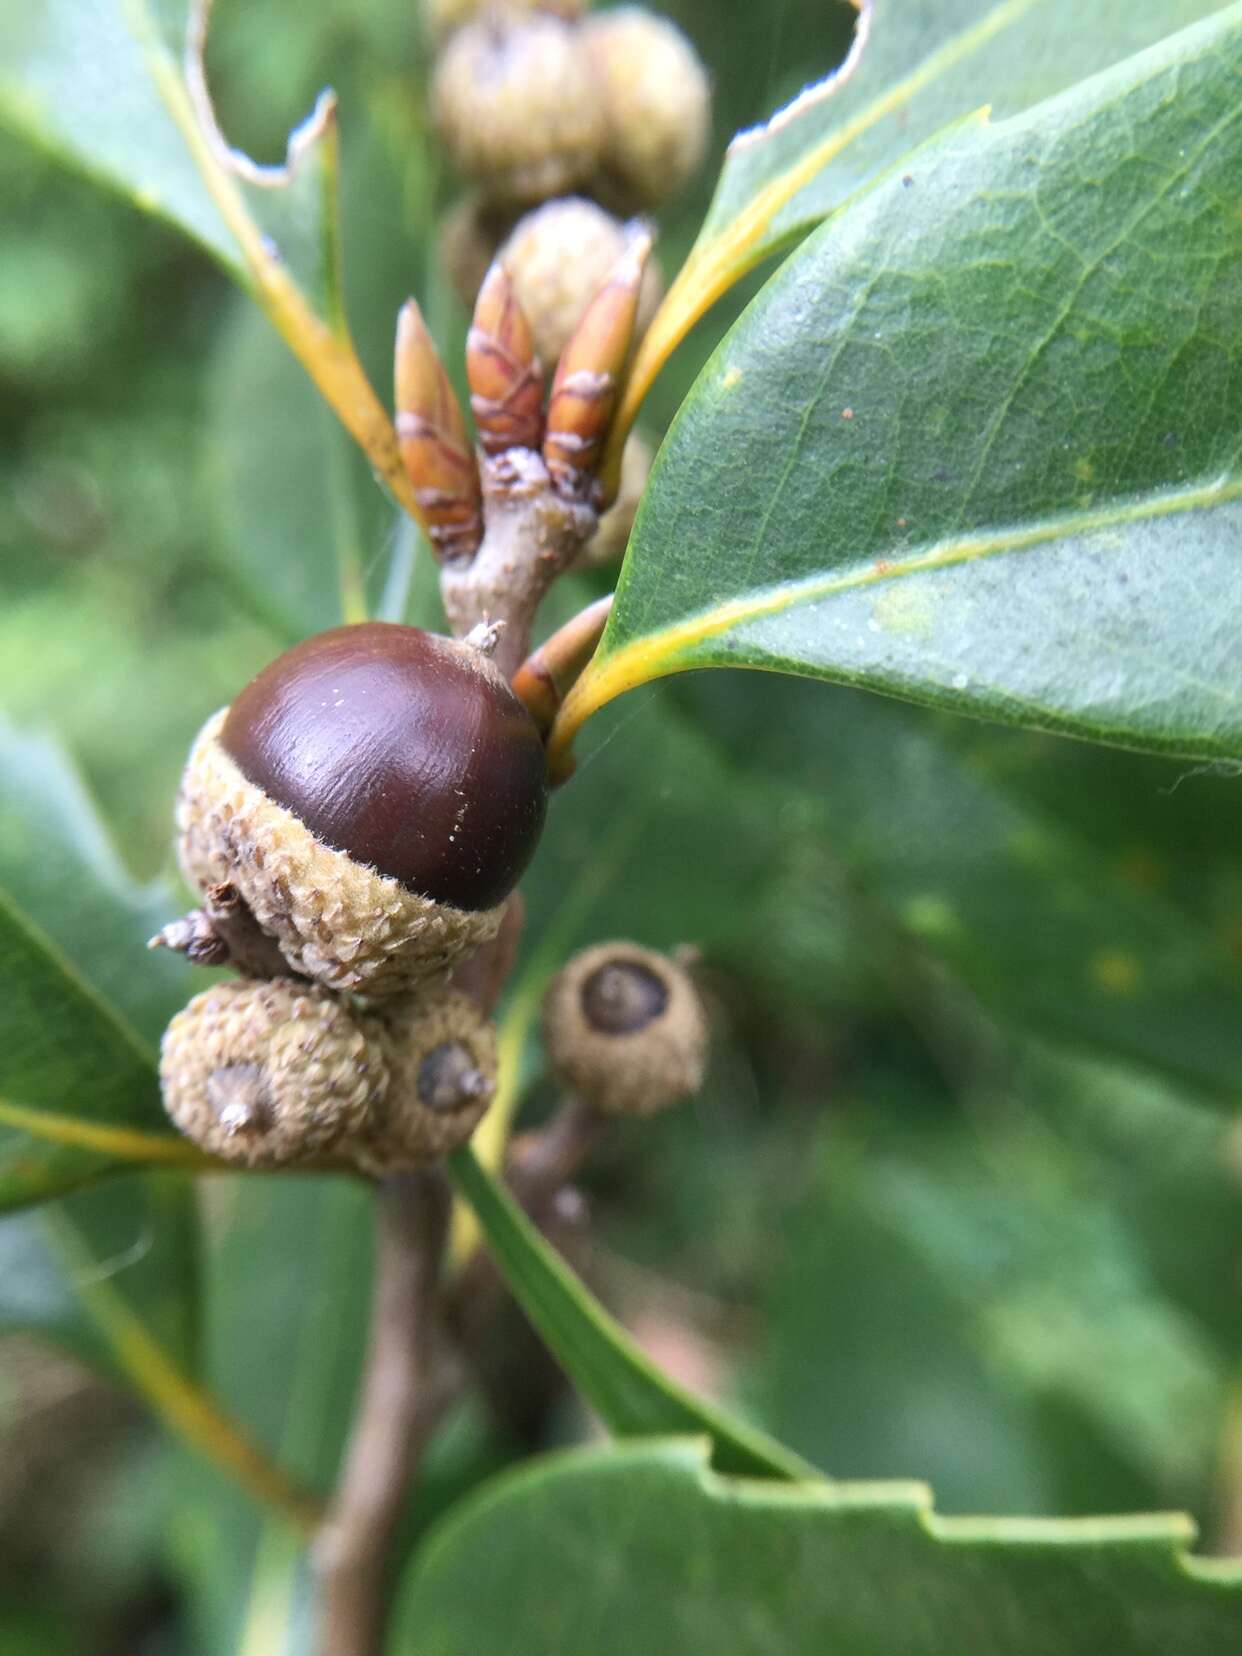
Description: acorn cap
499,198,664,371
177,709,506,997
583,7,711,209
542,941,707,1116
363,987,499,1168
160,978,388,1167
433,12,605,204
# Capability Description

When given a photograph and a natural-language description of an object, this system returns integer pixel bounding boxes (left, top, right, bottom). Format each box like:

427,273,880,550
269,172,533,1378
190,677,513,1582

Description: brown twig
313,1172,460,1656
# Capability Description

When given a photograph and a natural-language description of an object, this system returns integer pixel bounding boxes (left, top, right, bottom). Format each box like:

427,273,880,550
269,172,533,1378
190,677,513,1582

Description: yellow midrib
0,1096,216,1169
548,472,1242,768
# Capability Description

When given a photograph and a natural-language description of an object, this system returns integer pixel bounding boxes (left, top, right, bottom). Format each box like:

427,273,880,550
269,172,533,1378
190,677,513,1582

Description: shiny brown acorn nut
160,978,389,1167
176,622,549,997
361,986,499,1169
541,941,708,1116
432,12,605,204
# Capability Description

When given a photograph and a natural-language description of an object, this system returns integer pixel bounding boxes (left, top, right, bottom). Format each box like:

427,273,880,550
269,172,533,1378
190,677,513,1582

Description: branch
314,1171,461,1656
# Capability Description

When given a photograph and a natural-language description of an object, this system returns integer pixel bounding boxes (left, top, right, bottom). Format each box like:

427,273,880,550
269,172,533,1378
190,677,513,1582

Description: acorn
499,197,664,370
363,985,499,1168
541,941,708,1116
174,622,549,997
583,7,711,209
160,978,388,1167
432,11,605,204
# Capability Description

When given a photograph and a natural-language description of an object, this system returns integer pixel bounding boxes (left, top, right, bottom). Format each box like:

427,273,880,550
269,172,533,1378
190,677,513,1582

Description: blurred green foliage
1,1,1240,1651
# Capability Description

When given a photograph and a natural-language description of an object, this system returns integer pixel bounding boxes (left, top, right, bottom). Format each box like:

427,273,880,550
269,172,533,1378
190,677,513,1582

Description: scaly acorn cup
169,623,549,997
500,197,664,371
432,11,604,204
541,941,708,1116
160,978,389,1167
362,986,499,1169
583,6,711,209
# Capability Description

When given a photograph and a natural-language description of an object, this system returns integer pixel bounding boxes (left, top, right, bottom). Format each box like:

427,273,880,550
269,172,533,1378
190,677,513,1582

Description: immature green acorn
172,623,549,998
499,197,663,369
433,12,604,203
542,941,708,1116
160,978,388,1167
364,986,499,1167
583,7,711,208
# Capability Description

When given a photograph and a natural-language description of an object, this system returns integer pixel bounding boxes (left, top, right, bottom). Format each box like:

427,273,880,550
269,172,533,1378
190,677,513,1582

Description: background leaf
393,1438,1242,1655
0,726,205,1206
564,8,1242,767
749,1055,1234,1516
448,1146,814,1482
0,0,238,272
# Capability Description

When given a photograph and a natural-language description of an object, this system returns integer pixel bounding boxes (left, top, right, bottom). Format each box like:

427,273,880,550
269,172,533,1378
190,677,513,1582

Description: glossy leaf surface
562,9,1242,766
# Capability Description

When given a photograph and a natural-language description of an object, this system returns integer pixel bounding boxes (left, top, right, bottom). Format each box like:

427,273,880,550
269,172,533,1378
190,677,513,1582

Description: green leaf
393,1438,1242,1655
704,0,1236,260
751,1065,1231,1517
0,0,237,271
672,677,1242,1100
0,720,196,1042
557,9,1242,769
0,0,423,525
169,1176,372,1655
447,1146,813,1482
611,0,1233,470
0,725,207,1208
0,1175,199,1373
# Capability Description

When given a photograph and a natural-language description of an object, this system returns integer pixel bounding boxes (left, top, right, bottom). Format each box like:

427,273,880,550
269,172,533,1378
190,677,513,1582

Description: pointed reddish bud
543,227,652,502
466,262,545,456
511,594,613,735
395,300,482,564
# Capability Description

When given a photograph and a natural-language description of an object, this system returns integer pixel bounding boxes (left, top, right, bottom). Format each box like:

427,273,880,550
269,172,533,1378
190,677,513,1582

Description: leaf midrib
551,470,1242,760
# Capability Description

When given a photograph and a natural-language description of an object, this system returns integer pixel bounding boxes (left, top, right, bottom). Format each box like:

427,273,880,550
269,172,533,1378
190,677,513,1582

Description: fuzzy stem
440,449,596,679
313,1171,459,1656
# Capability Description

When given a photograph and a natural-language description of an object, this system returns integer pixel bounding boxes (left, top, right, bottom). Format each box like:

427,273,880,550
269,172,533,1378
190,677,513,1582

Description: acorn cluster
155,626,709,1170
429,2,709,374
430,4,710,215
155,622,539,1171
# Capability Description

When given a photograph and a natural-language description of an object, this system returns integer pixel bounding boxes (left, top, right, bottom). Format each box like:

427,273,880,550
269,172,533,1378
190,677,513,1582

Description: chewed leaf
0,0,421,525
558,6,1242,771
608,0,1237,467
394,1438,1242,1655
